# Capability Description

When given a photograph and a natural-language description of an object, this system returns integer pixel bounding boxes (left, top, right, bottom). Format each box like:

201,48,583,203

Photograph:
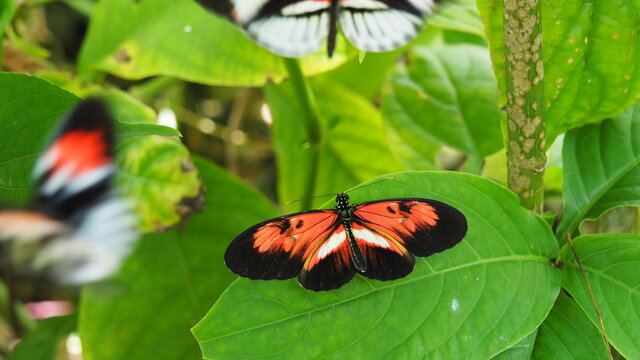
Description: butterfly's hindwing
350,223,415,281
298,224,356,291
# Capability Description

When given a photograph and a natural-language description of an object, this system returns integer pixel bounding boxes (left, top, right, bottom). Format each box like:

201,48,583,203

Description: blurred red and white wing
1,99,137,285
339,0,437,52
229,0,332,57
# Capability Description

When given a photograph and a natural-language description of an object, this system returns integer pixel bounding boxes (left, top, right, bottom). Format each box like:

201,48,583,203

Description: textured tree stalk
282,58,321,211
503,0,546,213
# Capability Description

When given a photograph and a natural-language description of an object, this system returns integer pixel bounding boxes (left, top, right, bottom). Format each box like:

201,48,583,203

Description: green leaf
116,136,201,232
477,0,640,139
556,104,640,240
381,44,504,169
79,157,279,360
268,78,403,211
78,0,346,86
531,292,609,360
7,315,76,360
193,171,560,359
560,234,640,359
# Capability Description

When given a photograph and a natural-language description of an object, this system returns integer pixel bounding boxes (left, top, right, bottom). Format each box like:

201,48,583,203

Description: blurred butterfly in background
195,0,442,57
0,99,138,287
225,191,467,291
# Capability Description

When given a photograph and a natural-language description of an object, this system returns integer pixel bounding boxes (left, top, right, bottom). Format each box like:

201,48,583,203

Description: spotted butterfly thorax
225,192,467,291
0,99,138,286
195,0,441,57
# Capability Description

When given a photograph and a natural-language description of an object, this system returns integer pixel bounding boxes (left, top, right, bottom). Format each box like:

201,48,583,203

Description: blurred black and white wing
229,0,332,57
339,0,437,52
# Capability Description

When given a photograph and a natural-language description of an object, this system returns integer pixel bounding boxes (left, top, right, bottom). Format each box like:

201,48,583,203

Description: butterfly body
225,192,466,291
196,0,438,57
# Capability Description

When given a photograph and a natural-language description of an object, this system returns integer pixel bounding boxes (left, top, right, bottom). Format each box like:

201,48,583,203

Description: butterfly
195,0,441,57
0,99,138,286
225,192,467,291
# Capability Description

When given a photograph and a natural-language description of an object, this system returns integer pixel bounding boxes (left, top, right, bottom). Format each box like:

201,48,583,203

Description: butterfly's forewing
224,210,342,283
353,198,467,259
228,0,332,57
339,0,436,53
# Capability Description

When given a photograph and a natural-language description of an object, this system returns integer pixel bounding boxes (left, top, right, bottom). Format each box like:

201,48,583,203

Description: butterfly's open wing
218,0,332,57
352,198,467,281
225,210,359,291
339,0,437,52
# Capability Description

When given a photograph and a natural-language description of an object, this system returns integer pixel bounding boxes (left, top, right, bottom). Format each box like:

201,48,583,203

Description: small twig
565,233,613,360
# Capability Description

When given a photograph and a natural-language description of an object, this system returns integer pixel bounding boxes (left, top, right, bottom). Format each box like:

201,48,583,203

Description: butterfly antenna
345,177,394,193
285,193,335,205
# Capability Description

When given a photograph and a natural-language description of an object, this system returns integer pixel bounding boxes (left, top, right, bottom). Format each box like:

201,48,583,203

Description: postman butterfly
195,0,441,57
0,99,137,286
225,192,467,291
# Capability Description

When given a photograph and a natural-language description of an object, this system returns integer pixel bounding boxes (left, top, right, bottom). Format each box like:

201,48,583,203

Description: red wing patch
224,210,342,282
354,198,467,257
48,130,111,178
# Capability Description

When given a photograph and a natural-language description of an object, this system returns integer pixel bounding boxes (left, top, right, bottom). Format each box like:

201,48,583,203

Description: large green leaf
79,157,279,360
531,292,609,360
78,0,346,86
193,171,560,359
381,45,503,169
268,78,403,212
116,136,201,232
560,234,640,359
477,0,640,139
556,104,640,240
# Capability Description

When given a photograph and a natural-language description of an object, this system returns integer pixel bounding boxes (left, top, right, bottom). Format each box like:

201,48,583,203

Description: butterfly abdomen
343,221,367,273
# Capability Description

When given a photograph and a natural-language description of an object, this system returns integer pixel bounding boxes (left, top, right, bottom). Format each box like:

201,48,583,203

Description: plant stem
503,0,546,213
282,58,321,211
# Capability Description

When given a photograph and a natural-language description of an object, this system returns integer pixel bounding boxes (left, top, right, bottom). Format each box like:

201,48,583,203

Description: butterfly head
335,193,351,212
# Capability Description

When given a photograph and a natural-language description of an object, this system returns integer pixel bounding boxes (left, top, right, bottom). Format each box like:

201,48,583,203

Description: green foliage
382,44,503,170
477,0,640,139
1,0,640,359
532,293,609,360
560,234,640,359
556,103,640,241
